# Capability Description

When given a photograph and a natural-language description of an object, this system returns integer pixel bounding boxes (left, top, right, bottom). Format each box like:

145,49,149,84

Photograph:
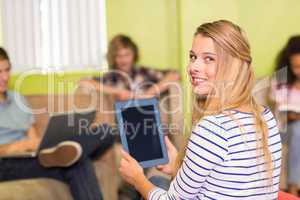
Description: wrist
134,175,156,199
133,173,147,190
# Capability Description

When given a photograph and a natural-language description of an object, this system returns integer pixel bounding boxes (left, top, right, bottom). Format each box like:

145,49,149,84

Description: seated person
0,47,114,200
79,34,180,199
79,34,180,100
270,36,300,196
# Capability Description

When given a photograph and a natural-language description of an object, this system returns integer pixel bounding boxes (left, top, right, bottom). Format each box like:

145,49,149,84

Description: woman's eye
204,57,214,63
189,54,197,62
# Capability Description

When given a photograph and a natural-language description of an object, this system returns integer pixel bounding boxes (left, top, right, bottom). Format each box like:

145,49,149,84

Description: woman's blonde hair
176,20,273,183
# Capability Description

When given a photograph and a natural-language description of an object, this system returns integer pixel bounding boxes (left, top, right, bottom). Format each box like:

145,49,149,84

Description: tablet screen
121,105,163,162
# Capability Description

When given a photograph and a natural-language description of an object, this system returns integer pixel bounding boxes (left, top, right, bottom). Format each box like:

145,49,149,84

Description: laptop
0,109,96,158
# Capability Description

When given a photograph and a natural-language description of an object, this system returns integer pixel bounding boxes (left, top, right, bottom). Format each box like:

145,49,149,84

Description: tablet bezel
115,98,168,168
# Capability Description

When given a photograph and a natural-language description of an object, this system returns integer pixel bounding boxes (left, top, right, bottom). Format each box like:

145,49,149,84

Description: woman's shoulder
194,115,228,135
195,107,268,127
192,115,229,149
196,113,232,126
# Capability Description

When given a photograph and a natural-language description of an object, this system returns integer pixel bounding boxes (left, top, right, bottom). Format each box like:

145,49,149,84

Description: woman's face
188,34,217,96
290,53,300,80
115,47,135,73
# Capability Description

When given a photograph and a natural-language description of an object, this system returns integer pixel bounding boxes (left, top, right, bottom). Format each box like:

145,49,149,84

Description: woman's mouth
190,76,208,86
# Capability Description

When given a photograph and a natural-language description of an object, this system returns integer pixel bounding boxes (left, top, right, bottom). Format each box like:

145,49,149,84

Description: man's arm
0,125,40,155
81,79,123,95
79,79,135,100
143,71,180,97
287,111,300,121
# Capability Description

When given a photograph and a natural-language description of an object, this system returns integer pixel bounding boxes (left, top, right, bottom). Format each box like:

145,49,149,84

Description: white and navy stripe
148,108,281,200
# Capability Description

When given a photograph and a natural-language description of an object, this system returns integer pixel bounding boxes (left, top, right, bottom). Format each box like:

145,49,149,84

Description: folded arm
0,125,40,155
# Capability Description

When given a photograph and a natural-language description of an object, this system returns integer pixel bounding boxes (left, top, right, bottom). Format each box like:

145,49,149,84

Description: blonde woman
119,20,282,199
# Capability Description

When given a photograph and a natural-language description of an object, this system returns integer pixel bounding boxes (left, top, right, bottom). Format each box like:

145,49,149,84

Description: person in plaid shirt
79,34,180,199
80,34,180,100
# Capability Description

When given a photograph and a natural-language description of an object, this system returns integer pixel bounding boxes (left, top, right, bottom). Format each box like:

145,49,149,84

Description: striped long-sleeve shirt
149,108,282,200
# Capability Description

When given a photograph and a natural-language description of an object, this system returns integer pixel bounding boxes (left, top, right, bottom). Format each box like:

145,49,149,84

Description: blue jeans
0,124,115,200
287,121,300,186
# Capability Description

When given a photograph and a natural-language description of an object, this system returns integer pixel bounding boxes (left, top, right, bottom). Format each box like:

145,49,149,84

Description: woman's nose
189,60,204,73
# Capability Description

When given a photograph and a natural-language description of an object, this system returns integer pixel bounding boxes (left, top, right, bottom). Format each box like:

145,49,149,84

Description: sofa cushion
0,178,73,200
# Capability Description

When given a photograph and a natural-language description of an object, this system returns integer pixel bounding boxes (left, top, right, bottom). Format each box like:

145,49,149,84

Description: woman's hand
156,136,178,176
119,149,146,187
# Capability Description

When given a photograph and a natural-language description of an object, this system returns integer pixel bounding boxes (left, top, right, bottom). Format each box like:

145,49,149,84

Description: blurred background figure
270,35,300,196
80,35,180,100
80,34,181,200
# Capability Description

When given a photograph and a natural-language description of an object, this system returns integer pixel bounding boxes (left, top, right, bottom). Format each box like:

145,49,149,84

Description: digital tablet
115,98,168,168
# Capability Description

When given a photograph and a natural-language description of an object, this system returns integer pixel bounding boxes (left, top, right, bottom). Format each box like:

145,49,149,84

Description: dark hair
0,47,10,61
107,34,139,69
275,35,300,86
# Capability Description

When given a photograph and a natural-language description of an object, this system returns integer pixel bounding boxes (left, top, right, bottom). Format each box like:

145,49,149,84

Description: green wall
106,0,180,70
8,71,101,95
107,0,300,77
238,0,300,76
0,0,299,95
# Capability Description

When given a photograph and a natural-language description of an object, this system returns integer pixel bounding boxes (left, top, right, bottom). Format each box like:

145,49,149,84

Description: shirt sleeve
140,67,165,83
93,72,123,88
93,74,106,84
148,115,228,200
18,93,35,128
